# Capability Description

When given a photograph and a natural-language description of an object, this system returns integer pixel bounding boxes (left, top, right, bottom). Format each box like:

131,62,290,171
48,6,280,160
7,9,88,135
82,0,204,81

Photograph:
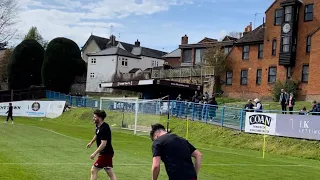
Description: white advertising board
245,112,277,135
0,100,65,118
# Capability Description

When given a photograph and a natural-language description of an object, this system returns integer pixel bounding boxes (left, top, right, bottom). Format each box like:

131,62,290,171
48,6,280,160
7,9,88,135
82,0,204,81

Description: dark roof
82,35,167,59
129,68,142,73
144,68,152,72
87,47,139,58
236,25,265,45
223,36,238,41
179,40,235,49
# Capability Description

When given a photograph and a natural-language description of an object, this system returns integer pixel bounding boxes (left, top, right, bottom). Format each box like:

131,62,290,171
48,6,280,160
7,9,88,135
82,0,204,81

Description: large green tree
24,26,48,49
7,39,45,90
42,37,86,94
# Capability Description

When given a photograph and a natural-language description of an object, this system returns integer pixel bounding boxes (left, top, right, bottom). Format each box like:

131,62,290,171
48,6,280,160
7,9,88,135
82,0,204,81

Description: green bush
7,39,44,90
42,37,86,94
271,80,300,101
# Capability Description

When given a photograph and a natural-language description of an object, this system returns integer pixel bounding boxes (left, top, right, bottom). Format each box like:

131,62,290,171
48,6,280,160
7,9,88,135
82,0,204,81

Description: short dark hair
93,109,107,120
150,123,166,141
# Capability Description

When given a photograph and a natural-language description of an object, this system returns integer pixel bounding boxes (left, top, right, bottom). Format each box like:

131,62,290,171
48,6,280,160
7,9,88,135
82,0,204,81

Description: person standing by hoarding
4,103,14,125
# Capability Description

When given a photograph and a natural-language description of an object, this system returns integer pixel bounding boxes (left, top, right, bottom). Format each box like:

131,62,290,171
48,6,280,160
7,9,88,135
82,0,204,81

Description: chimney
181,34,188,45
135,39,140,47
109,34,116,46
243,22,253,36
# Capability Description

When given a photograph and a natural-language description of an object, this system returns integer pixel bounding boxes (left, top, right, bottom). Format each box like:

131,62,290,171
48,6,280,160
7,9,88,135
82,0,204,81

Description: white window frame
121,58,128,67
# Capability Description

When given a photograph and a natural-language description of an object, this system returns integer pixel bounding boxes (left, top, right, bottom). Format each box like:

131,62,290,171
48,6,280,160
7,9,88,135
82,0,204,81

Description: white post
99,98,103,110
134,99,139,135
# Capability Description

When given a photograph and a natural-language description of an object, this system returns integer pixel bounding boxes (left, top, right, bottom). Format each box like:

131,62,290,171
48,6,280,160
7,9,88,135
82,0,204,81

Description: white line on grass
16,124,136,143
0,162,310,167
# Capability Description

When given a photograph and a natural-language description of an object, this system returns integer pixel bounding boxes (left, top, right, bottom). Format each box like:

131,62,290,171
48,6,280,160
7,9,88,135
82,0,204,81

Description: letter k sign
300,121,309,128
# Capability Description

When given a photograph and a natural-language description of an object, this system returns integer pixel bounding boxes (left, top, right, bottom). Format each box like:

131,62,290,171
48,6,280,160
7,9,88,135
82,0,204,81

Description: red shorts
93,154,113,169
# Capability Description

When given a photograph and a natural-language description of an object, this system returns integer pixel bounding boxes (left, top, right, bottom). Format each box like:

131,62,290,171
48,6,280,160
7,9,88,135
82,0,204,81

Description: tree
0,48,12,82
24,26,48,49
203,45,227,93
0,0,18,43
7,39,45,90
42,37,86,94
228,31,242,39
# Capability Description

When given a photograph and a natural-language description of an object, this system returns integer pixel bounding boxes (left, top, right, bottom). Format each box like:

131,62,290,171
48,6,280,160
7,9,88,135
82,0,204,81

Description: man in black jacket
4,103,13,125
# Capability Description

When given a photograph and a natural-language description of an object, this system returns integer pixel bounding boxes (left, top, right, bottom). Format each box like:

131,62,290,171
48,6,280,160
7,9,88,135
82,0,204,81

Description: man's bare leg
105,168,117,180
90,166,100,180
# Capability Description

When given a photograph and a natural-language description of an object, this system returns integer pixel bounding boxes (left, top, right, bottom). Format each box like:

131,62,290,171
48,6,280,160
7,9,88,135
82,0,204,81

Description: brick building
223,0,320,100
179,35,237,66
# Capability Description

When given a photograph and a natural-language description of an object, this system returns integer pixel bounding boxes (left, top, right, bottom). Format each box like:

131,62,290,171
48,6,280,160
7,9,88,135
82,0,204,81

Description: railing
151,66,214,79
46,90,319,131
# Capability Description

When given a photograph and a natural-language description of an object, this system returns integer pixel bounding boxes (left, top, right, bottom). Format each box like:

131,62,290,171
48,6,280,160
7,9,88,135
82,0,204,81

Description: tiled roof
82,35,167,59
236,25,265,45
162,48,181,58
129,68,141,73
179,40,235,49
87,47,139,58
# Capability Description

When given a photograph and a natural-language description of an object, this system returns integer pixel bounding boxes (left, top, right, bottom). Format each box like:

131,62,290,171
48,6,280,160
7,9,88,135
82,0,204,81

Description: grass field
1,108,320,180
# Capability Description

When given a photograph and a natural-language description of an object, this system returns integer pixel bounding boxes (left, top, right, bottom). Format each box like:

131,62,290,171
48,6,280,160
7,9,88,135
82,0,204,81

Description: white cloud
11,0,193,48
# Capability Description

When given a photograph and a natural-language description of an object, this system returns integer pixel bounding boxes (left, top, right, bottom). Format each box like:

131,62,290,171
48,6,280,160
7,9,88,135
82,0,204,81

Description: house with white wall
83,34,167,92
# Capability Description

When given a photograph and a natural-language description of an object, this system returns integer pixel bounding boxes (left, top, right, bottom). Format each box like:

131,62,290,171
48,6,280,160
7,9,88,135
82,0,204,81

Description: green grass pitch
0,108,320,180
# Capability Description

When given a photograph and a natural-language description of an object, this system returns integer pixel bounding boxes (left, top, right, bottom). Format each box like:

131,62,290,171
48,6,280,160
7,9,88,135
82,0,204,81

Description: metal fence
46,90,317,131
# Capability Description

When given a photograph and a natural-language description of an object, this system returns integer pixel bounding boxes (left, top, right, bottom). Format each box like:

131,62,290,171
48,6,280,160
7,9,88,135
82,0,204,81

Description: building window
304,4,314,21
256,69,262,85
272,39,277,56
302,65,309,82
258,44,264,59
274,9,283,25
242,45,249,60
240,70,248,85
152,61,155,67
182,49,192,63
282,37,290,52
226,71,232,85
268,67,277,83
284,6,292,22
90,73,95,78
195,49,206,64
306,36,311,53
121,58,128,67
224,47,232,54
91,58,96,64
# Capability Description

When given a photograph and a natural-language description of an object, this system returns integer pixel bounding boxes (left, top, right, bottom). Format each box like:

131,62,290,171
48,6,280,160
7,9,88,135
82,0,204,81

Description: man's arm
188,141,202,174
152,156,161,180
93,140,107,155
87,135,97,148
191,150,202,174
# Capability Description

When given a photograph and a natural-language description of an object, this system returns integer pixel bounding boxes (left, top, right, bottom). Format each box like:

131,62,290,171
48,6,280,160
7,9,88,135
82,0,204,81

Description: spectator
244,99,254,112
253,98,263,113
192,91,199,103
279,89,289,114
288,93,295,114
176,94,182,101
203,92,209,102
208,97,218,120
299,107,307,115
309,101,320,115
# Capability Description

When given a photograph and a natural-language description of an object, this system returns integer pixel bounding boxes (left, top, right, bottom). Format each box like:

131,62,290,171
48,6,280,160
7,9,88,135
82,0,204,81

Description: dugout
99,79,202,100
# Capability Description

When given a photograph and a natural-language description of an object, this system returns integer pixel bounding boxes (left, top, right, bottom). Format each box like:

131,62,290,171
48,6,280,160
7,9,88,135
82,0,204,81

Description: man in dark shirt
87,109,116,180
4,103,13,125
150,124,202,180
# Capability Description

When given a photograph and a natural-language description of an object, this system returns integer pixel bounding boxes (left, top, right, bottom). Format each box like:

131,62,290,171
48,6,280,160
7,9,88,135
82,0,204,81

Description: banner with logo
25,101,50,117
245,112,277,135
0,100,65,118
276,114,320,140
0,101,25,116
